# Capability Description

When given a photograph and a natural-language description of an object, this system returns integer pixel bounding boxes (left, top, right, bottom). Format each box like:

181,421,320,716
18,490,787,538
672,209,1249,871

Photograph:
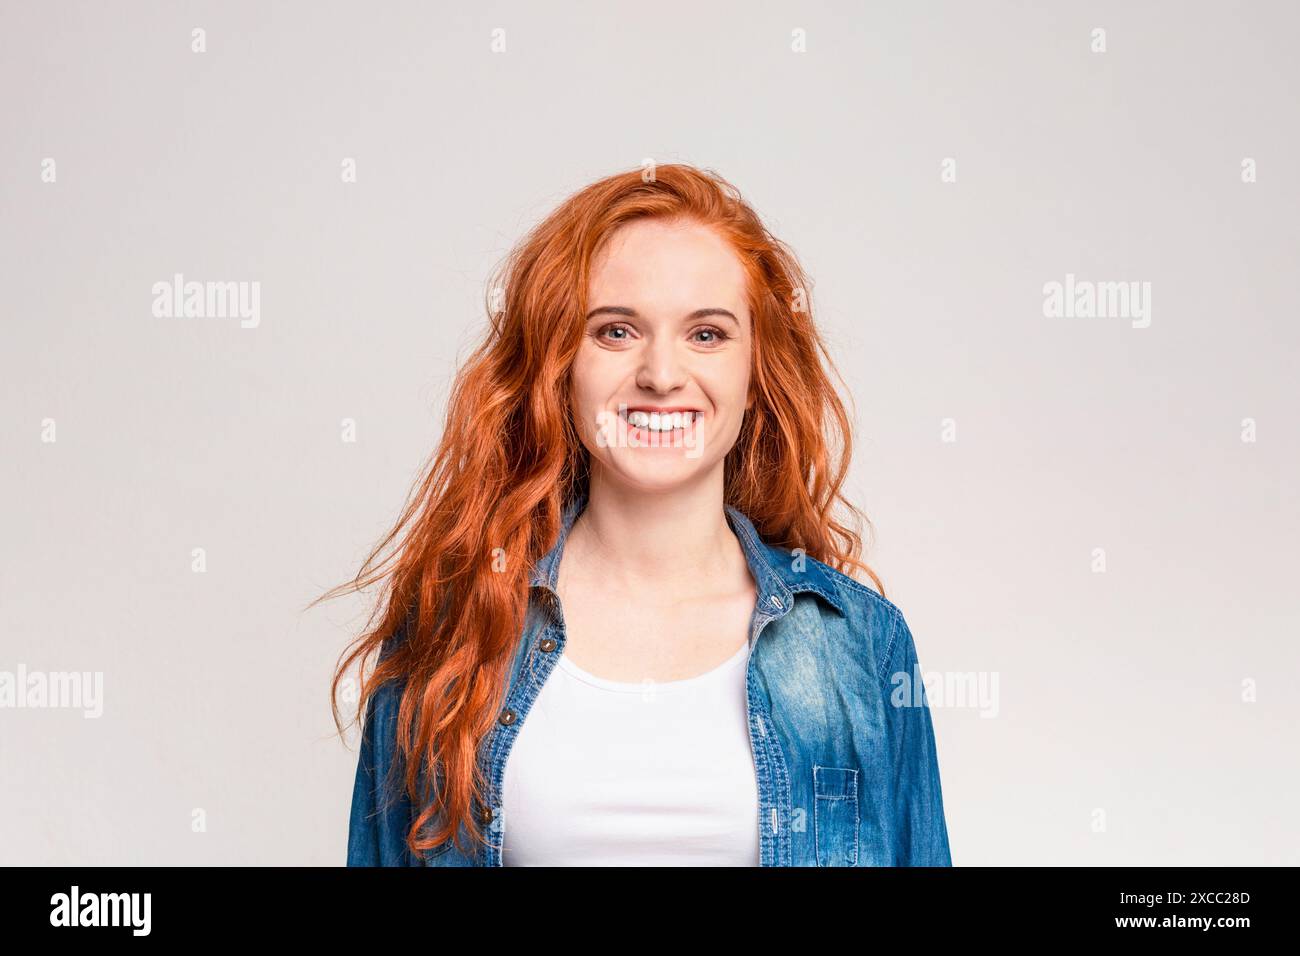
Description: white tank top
501,640,760,865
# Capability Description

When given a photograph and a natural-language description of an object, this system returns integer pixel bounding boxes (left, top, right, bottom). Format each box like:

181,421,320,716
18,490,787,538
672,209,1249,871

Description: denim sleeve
346,677,421,866
880,609,953,866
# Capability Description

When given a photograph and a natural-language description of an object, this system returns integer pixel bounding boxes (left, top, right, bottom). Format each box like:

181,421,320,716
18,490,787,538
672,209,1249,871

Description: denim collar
529,486,848,617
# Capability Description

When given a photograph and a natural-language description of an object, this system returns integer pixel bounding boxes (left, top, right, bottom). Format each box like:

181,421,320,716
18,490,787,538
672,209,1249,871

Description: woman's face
571,216,753,494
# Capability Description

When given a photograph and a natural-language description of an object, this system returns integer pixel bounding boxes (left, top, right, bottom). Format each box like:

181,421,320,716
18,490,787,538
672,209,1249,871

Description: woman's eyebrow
585,305,740,326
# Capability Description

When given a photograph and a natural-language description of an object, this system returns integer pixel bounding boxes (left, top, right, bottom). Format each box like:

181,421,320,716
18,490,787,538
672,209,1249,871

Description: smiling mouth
612,407,703,450
617,408,701,432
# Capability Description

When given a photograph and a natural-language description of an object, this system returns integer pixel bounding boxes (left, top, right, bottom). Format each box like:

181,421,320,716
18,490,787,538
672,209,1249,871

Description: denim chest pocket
813,765,860,866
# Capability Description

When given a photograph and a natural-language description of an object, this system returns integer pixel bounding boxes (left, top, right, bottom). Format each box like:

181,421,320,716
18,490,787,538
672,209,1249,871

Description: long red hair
313,162,884,859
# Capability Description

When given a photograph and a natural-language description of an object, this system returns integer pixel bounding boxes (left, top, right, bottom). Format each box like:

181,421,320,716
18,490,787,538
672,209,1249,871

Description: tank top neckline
555,640,750,694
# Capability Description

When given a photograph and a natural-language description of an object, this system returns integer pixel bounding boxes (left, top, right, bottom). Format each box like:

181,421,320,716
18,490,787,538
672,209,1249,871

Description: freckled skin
571,217,754,494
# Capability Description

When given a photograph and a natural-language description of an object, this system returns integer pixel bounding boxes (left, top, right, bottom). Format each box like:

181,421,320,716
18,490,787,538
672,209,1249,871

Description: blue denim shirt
347,489,952,866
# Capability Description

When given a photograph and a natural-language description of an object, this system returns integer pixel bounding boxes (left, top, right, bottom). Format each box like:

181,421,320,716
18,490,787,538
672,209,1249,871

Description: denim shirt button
769,595,783,610
538,637,557,652
498,708,517,726
477,806,494,825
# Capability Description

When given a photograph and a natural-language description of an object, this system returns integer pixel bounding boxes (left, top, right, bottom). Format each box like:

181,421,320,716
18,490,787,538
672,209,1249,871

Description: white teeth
622,409,698,431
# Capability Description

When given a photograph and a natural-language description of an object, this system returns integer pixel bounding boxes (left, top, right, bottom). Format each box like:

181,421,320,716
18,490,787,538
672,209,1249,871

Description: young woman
322,164,952,866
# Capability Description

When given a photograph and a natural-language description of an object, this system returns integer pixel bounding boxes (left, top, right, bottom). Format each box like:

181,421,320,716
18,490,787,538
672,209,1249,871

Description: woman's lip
616,408,702,446
617,407,702,415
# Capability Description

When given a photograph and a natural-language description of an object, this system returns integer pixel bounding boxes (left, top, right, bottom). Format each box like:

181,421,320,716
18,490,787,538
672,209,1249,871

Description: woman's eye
596,323,631,342
693,326,729,345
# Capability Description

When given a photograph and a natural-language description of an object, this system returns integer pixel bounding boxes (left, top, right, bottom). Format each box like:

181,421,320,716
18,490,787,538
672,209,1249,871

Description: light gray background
2,0,1296,865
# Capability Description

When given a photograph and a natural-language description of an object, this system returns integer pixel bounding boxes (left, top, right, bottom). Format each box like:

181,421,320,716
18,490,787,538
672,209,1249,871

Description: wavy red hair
312,162,884,860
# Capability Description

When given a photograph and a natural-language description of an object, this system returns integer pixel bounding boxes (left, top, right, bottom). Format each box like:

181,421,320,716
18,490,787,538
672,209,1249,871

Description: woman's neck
561,472,749,597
